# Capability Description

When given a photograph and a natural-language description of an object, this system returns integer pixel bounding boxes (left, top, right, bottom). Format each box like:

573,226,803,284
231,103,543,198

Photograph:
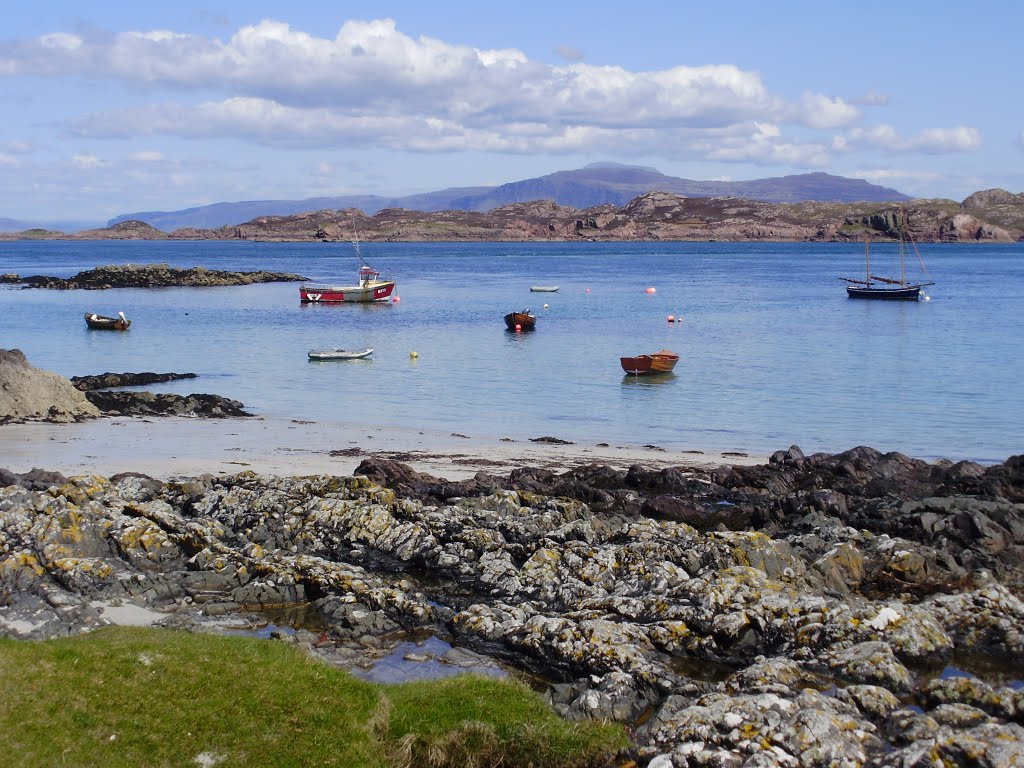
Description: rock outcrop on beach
82,390,252,418
0,353,250,421
7,262,307,289
0,349,100,424
2,447,1024,765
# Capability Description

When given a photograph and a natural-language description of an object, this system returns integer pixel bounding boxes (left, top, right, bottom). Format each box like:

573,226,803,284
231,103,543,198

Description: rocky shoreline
3,446,1023,767
0,352,252,422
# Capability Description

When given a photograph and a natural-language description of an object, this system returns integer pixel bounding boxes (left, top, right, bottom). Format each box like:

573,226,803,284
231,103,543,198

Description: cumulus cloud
791,92,860,129
6,19,815,148
0,17,984,170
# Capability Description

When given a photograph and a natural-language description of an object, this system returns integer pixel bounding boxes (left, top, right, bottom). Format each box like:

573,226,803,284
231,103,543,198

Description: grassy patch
0,626,627,768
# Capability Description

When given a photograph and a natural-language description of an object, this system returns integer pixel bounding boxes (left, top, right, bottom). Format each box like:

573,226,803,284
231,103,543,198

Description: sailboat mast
864,235,871,286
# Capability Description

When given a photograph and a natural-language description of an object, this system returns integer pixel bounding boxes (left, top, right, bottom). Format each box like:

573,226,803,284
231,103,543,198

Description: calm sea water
0,240,1021,464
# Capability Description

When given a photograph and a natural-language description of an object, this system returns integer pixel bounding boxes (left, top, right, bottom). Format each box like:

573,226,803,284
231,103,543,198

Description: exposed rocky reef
3,445,1023,766
82,390,252,418
1,351,250,422
71,371,198,391
6,262,307,289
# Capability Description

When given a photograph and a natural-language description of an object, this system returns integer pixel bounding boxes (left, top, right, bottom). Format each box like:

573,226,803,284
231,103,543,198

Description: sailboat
840,219,934,301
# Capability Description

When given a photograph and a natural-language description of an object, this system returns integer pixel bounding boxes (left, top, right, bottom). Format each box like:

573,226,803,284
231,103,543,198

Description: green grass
0,626,627,768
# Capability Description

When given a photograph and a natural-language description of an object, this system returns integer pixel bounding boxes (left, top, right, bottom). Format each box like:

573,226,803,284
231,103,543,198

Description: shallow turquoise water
1,239,1021,463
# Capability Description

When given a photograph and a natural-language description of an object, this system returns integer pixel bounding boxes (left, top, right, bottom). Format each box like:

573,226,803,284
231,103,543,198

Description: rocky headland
2,446,1023,767
1,262,307,289
4,189,1024,243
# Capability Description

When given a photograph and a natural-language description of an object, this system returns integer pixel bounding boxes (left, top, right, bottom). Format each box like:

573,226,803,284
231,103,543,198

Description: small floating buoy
543,303,549,309
514,323,522,331
667,314,675,322
645,287,656,294
410,350,418,359
585,288,590,293
392,296,401,303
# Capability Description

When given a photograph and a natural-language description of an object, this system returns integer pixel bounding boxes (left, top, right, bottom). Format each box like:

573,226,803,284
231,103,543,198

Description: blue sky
2,1,1021,224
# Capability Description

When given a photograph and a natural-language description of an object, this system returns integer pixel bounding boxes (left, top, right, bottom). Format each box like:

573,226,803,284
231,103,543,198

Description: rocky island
4,188,1024,243
1,262,307,289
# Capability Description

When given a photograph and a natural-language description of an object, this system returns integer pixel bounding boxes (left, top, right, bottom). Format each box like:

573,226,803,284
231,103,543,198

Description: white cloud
792,92,860,129
8,18,845,151
311,161,334,177
844,124,981,154
3,139,35,154
71,154,106,168
2,16,989,182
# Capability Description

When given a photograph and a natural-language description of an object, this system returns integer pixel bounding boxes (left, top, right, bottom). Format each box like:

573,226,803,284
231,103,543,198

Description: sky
2,0,1022,224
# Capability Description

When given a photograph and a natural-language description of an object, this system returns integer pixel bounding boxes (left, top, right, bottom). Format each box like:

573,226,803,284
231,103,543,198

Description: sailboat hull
846,285,921,301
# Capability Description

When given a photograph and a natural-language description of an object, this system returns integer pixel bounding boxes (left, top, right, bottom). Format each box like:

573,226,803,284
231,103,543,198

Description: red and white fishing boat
299,266,396,303
299,231,396,303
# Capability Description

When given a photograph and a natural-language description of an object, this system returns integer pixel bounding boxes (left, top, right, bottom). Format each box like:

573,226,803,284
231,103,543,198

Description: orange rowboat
620,349,679,375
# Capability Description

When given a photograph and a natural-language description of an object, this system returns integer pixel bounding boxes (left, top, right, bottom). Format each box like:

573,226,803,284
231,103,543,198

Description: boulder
0,348,100,423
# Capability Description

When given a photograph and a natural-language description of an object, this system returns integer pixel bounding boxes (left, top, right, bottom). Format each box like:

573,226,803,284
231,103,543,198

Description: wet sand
0,415,765,480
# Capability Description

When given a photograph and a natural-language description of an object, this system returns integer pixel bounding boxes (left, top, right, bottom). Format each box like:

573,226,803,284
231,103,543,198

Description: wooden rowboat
620,349,679,375
84,312,131,330
504,310,536,331
308,347,373,361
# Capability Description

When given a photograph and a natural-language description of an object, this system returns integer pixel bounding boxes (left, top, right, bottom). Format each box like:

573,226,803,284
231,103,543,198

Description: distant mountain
108,163,911,231
0,217,101,233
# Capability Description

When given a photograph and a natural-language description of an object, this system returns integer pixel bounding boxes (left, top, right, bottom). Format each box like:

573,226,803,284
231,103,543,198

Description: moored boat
504,310,536,331
307,347,373,361
620,349,679,375
840,218,934,301
300,267,396,303
300,229,396,303
529,286,560,293
84,311,131,330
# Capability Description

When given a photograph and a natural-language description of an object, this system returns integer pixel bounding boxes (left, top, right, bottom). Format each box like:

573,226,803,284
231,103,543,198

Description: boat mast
899,210,907,288
864,234,871,287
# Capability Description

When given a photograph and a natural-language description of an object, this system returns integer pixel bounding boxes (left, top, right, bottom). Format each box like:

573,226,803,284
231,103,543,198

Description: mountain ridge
104,164,911,231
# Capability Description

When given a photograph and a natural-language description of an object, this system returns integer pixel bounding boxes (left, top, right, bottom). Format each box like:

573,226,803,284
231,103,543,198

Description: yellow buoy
410,350,418,359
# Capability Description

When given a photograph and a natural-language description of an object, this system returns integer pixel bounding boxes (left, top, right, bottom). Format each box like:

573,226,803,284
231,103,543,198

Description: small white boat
307,347,373,361
529,286,560,292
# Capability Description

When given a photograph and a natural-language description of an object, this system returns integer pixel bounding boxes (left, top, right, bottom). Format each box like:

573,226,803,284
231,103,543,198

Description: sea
0,239,1021,465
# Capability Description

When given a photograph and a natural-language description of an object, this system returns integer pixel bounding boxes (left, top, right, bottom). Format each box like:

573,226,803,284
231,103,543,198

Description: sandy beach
0,414,765,480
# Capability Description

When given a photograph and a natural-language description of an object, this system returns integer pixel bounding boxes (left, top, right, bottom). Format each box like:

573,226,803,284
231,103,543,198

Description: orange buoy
392,296,401,303
515,323,522,331
645,287,656,294
667,314,675,322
